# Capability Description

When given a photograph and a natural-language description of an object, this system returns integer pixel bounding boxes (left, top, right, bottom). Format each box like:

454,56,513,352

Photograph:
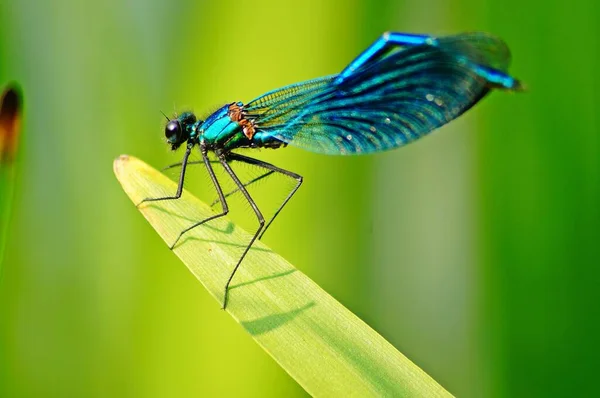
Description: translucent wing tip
436,32,525,92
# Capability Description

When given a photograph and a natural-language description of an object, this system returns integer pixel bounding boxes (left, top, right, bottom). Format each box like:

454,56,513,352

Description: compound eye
165,120,181,143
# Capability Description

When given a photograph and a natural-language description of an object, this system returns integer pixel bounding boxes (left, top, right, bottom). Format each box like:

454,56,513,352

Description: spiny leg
210,170,275,208
169,149,229,249
227,153,302,240
335,32,431,84
161,159,220,172
219,155,265,309
161,160,201,172
137,145,192,206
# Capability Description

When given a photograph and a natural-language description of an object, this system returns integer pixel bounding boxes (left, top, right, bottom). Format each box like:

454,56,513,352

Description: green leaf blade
114,154,452,397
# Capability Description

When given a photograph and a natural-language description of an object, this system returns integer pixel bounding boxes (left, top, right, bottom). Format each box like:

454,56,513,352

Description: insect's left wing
245,32,521,155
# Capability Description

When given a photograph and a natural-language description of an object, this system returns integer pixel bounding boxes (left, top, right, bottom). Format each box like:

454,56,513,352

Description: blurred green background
0,0,597,397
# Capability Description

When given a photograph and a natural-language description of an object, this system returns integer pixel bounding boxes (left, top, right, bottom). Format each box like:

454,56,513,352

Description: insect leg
218,155,265,309
227,153,302,240
210,170,275,208
335,32,431,84
160,158,243,209
137,145,192,206
168,149,229,249
160,159,206,172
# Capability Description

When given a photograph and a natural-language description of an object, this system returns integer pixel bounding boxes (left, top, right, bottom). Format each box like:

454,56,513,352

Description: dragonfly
139,31,522,309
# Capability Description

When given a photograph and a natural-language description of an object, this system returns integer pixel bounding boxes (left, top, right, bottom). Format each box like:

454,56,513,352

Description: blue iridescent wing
244,75,336,129
245,32,521,155
431,32,512,71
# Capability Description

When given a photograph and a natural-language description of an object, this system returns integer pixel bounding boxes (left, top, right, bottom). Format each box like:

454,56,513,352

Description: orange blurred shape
0,84,22,164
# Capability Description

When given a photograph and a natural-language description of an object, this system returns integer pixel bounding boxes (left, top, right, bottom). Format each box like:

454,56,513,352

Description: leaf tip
113,154,131,177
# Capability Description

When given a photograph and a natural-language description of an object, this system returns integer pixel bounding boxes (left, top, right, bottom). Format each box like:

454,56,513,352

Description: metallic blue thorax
199,104,244,148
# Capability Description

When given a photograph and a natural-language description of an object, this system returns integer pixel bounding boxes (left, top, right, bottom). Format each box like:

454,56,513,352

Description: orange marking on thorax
228,102,256,140
228,103,244,122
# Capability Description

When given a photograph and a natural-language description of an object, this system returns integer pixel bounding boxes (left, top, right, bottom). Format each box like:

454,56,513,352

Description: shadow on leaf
241,301,316,336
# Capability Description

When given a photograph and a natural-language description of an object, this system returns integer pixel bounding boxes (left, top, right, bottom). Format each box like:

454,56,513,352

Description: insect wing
247,33,518,155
